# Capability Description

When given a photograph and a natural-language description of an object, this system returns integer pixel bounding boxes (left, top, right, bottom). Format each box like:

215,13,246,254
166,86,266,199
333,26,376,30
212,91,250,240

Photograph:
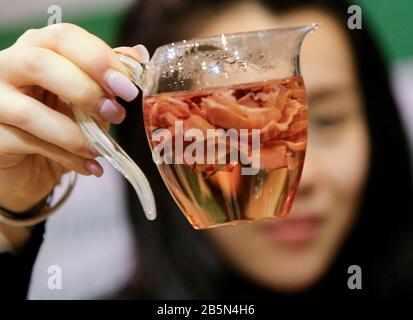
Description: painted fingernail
104,69,139,102
89,145,100,157
86,160,103,177
98,98,126,124
133,44,150,63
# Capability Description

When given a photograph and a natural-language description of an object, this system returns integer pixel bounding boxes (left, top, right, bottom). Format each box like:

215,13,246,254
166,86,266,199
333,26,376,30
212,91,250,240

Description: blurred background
0,0,412,299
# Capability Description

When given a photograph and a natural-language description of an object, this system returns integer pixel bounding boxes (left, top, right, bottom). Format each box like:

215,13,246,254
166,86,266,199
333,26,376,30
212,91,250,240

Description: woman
0,0,412,300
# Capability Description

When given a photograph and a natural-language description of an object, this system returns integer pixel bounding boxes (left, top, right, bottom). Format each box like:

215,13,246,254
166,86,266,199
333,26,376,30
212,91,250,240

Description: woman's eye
310,114,347,129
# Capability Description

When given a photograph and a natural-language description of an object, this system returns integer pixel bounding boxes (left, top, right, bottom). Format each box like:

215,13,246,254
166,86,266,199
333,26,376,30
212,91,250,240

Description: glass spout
293,23,319,53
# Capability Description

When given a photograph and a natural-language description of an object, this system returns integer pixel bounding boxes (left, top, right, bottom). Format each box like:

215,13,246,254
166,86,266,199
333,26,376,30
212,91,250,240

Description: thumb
113,44,150,64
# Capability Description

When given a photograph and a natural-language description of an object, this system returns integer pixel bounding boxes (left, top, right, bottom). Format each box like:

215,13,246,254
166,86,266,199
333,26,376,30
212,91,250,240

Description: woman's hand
0,23,147,213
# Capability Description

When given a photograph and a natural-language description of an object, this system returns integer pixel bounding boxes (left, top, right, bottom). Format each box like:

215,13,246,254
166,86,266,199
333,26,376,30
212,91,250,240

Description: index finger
14,23,141,101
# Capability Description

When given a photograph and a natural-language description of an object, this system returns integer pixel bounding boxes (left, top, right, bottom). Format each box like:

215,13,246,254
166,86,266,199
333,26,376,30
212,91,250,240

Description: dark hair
116,0,413,299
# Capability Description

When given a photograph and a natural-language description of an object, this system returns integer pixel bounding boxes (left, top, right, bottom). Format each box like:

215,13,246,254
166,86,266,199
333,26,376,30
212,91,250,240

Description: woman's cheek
317,117,370,213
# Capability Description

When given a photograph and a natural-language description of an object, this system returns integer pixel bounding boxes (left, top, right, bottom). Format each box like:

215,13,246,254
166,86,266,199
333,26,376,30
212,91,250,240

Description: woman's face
199,3,370,293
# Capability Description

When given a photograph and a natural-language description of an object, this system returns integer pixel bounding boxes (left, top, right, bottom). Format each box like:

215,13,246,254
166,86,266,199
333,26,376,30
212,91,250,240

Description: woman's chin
242,251,330,295
257,265,326,294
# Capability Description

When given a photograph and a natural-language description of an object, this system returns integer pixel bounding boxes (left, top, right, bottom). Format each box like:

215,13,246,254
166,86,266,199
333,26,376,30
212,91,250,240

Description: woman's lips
258,215,323,246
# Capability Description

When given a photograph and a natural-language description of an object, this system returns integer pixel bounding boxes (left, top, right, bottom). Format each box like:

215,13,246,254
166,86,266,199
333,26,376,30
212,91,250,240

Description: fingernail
86,160,103,177
133,44,150,63
98,98,126,124
89,144,100,157
104,69,139,102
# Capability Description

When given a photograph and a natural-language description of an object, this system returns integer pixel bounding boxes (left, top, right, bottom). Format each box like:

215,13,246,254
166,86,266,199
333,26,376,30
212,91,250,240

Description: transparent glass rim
155,23,319,52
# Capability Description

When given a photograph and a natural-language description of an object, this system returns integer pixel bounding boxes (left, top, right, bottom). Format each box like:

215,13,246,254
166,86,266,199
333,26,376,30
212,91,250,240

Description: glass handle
73,53,156,221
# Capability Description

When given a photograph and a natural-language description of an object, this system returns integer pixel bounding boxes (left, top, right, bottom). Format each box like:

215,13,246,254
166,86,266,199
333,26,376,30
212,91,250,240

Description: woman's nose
296,146,318,198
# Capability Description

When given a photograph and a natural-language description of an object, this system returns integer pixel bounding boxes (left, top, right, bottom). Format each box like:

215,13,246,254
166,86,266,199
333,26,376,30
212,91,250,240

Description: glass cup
74,23,318,229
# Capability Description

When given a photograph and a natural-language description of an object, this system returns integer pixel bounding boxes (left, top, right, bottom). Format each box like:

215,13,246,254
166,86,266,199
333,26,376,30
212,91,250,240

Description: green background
0,1,412,64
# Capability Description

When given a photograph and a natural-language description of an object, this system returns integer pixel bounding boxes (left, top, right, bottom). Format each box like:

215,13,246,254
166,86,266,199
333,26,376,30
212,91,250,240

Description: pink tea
143,76,307,229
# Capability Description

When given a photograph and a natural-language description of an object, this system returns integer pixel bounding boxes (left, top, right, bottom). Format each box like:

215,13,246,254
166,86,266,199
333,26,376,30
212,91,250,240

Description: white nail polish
133,44,150,63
